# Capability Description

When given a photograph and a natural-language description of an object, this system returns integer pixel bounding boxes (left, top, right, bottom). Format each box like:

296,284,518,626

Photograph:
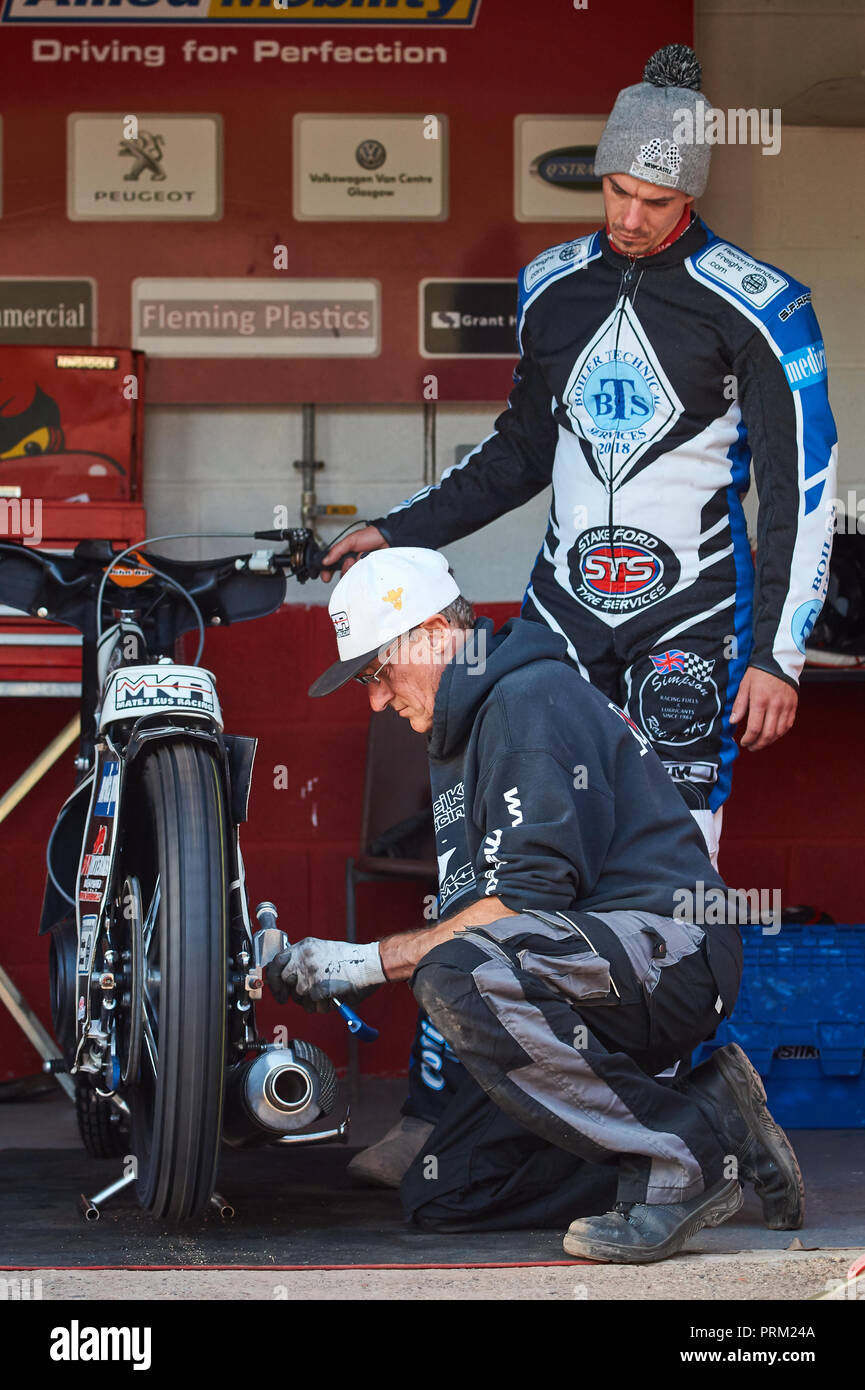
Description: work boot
563,1177,742,1264
675,1043,805,1230
346,1116,434,1189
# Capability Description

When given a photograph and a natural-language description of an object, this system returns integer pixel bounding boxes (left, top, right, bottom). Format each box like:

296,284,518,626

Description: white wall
143,0,863,599
143,402,551,604
697,0,865,530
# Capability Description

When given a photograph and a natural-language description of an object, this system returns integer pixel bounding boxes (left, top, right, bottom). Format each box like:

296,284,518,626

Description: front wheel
118,740,230,1221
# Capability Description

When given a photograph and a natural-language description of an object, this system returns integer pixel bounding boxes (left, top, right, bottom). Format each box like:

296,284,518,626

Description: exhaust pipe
223,1041,339,1147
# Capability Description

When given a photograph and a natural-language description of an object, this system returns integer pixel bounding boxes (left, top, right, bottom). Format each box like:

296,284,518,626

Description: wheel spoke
142,875,161,954
142,1012,158,1074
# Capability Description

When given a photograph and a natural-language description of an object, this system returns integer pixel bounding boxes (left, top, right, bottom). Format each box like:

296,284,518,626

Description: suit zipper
609,255,637,576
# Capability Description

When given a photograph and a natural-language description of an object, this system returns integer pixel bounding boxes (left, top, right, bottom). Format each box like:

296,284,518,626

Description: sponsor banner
570,525,680,616
662,760,718,785
637,650,721,747
515,115,606,222
79,875,106,904
68,113,222,221
82,824,111,880
433,781,464,831
420,279,517,357
563,298,685,476
792,598,823,653
105,553,155,588
781,340,827,392
76,914,98,975
0,279,95,345
132,278,381,356
693,242,788,310
522,235,597,296
1,0,481,24
81,855,111,878
294,114,446,221
0,0,693,406
113,670,216,711
94,760,120,817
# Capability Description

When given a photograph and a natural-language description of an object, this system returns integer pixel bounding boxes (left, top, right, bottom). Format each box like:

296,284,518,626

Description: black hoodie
427,616,727,921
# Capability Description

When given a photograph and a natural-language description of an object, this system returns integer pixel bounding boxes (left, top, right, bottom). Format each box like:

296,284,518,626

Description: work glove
266,937,385,1012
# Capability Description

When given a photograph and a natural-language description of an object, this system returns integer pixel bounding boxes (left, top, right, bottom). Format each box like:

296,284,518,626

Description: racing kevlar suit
376,216,838,842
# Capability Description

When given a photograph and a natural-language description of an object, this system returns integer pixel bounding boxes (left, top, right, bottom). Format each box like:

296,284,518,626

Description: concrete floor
1,1077,863,1301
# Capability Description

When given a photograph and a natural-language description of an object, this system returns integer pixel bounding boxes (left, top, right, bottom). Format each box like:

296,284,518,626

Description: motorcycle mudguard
224,735,257,825
38,780,92,936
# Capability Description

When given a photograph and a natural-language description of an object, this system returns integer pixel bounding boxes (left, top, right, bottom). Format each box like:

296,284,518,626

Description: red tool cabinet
0,347,147,695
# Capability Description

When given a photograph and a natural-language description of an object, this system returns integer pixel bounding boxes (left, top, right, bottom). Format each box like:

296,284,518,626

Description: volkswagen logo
356,140,387,171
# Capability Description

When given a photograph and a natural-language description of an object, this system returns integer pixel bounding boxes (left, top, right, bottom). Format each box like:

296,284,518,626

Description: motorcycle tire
121,740,229,1222
75,1076,130,1159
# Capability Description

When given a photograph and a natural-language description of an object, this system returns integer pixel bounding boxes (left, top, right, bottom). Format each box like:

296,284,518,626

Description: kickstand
79,1167,137,1221
210,1192,235,1219
80,1171,235,1221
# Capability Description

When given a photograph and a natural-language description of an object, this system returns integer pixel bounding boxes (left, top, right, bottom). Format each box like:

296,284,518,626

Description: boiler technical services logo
1,0,480,24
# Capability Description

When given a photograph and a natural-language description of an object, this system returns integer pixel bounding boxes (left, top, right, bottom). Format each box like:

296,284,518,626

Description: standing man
268,549,804,1260
323,43,837,1179
324,43,837,864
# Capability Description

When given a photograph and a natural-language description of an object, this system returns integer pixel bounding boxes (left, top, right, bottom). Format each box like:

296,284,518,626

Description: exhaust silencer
223,1041,339,1147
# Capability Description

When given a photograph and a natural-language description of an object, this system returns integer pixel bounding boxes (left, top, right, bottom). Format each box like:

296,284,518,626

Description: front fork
75,725,260,1084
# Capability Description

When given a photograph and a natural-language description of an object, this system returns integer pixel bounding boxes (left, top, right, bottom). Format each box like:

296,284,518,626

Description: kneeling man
269,548,803,1263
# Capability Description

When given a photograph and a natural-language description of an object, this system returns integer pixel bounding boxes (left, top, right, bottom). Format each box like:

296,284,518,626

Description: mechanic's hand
730,666,798,751
266,938,386,1011
320,525,388,582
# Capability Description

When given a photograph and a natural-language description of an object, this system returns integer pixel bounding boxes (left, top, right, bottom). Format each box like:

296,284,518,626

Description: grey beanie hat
594,44,711,197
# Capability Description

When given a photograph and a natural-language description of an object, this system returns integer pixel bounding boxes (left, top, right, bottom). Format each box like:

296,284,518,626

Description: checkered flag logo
639,138,682,175
649,649,715,680
680,652,715,681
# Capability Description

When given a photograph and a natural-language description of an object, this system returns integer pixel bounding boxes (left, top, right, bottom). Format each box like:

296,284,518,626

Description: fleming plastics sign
0,0,691,402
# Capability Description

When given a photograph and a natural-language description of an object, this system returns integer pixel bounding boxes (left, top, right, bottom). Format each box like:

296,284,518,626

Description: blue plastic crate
692,924,865,1128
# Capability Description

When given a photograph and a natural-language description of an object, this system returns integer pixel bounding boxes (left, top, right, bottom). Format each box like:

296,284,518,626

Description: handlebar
252,528,358,582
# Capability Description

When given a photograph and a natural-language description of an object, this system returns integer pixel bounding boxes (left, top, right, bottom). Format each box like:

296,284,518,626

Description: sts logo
571,525,678,615
580,542,661,596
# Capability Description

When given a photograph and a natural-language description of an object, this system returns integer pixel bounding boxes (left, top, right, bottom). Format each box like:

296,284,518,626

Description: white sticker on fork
77,914,99,975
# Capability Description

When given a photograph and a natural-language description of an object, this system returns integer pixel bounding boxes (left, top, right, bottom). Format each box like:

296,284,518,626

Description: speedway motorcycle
0,528,349,1221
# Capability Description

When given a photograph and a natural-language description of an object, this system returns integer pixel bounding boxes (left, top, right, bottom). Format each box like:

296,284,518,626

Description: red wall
1,602,862,1083
0,0,693,404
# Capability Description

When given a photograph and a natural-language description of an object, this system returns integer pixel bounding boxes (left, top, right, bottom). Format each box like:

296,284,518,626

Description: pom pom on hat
642,44,703,92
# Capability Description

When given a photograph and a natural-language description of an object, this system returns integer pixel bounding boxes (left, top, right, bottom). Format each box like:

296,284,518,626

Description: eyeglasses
353,656,390,687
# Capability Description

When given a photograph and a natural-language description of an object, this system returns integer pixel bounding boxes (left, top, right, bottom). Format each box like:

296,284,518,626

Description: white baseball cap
309,547,460,697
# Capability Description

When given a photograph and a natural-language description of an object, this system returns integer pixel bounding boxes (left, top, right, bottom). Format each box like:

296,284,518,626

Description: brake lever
331,997,379,1044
